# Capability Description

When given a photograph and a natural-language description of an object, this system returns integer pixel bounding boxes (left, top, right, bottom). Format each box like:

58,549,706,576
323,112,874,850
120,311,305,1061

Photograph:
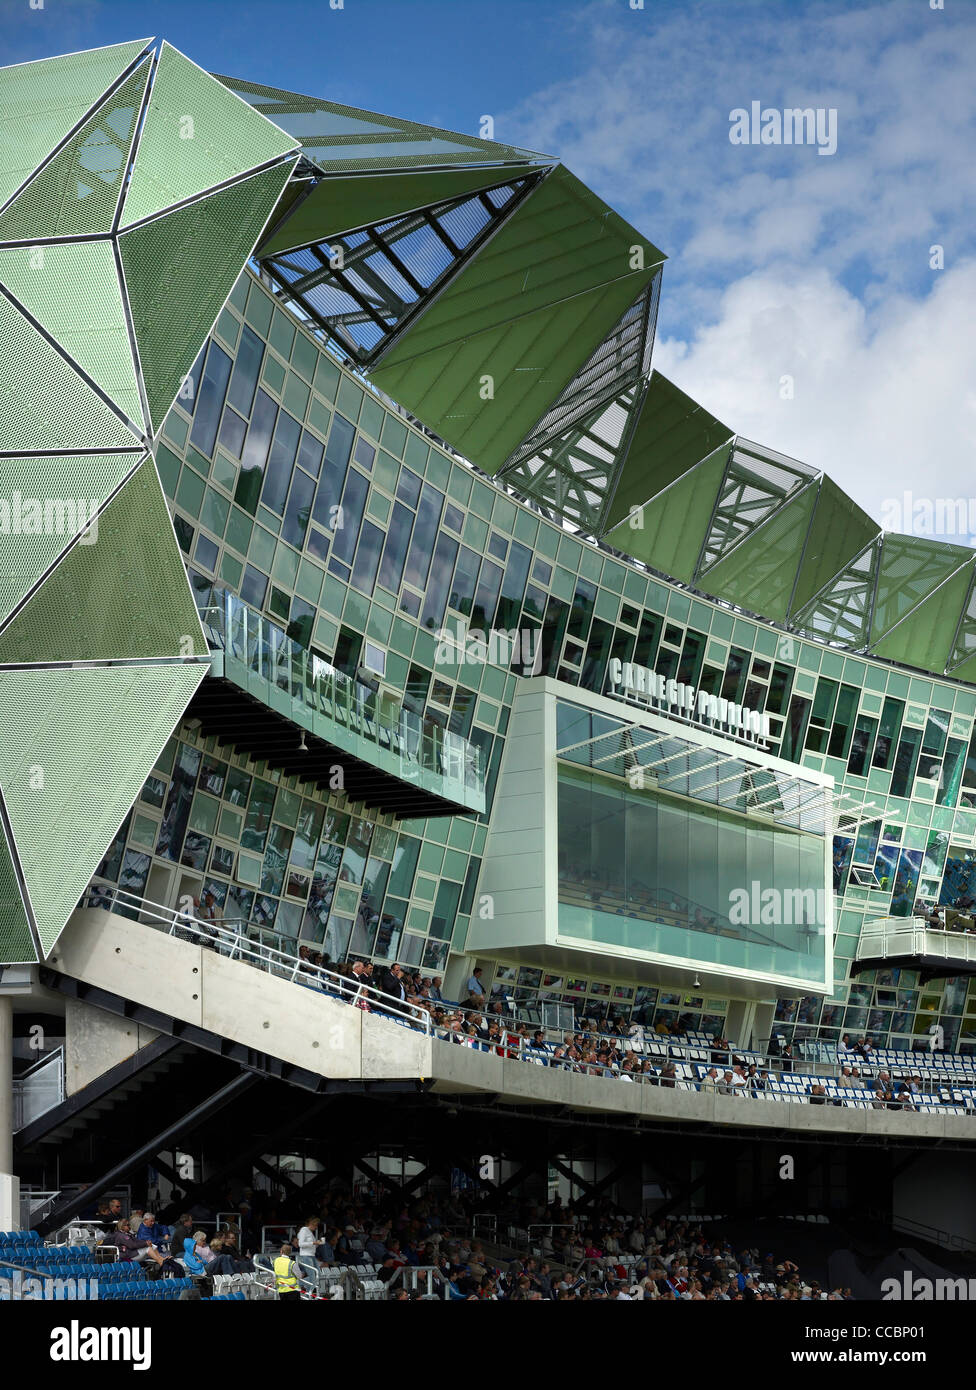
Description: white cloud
654,260,976,534
499,0,976,530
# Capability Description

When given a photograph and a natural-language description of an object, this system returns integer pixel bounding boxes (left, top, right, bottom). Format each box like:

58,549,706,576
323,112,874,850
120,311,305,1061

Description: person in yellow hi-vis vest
274,1243,301,1300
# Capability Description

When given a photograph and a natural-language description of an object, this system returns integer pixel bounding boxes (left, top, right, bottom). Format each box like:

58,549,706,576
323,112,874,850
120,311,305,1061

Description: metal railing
13,1049,65,1131
201,588,483,797
858,916,976,965
79,886,435,1035
890,1214,976,1254
75,888,976,1119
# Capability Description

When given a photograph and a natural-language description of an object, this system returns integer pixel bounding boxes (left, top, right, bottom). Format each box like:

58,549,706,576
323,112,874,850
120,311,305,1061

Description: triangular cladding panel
213,72,550,173
947,653,976,685
372,277,654,476
869,534,973,646
700,481,819,624
872,559,976,673
0,450,142,629
789,475,879,618
0,58,151,240
0,662,207,955
0,39,151,212
0,456,207,663
376,167,663,364
259,166,549,256
119,157,298,434
0,795,36,965
791,539,881,648
120,42,297,228
947,570,976,674
601,373,734,534
0,291,139,451
603,444,730,583
0,241,144,430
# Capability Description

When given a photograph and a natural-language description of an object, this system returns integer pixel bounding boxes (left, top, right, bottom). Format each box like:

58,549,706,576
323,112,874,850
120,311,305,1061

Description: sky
2,0,974,537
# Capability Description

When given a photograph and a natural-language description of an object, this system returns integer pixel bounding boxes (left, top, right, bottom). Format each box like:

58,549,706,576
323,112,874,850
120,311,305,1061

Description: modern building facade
4,34,976,1145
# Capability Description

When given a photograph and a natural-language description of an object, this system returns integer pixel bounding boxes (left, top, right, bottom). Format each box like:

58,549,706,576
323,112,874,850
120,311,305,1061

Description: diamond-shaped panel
119,156,298,434
0,39,151,213
0,663,207,955
0,58,151,240
0,241,144,430
120,42,298,228
0,456,206,663
0,450,143,628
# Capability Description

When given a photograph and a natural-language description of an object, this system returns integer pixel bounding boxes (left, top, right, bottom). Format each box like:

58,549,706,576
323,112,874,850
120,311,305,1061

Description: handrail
13,1049,65,1132
200,588,484,795
858,916,976,964
80,886,434,1036
74,888,976,1117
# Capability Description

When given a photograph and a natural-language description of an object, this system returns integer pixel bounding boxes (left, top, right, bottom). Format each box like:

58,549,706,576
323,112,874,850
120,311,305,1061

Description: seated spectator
106,1218,168,1268
808,1084,828,1105
136,1211,169,1247
699,1066,720,1092
182,1232,210,1276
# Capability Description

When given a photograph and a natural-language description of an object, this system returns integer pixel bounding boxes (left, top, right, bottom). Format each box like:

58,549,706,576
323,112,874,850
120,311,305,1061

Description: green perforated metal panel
601,373,734,534
0,39,151,213
372,277,657,476
789,476,878,618
120,43,298,228
0,293,139,451
259,165,550,255
0,241,144,430
699,479,818,623
0,456,206,663
872,558,975,672
0,59,151,240
119,156,297,434
792,538,881,648
0,795,36,965
214,73,549,174
869,533,972,644
947,571,976,673
0,662,207,955
374,167,664,363
603,443,729,583
696,441,817,577
0,450,142,629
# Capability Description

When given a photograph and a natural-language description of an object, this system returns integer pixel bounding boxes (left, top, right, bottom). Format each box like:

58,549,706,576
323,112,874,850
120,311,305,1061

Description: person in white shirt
296,1215,323,1260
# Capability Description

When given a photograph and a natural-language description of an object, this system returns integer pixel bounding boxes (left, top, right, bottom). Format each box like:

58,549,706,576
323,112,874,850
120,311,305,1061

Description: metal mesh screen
0,456,206,663
0,292,139,451
0,450,142,628
119,156,297,433
0,662,208,955
121,43,298,228
0,795,35,965
0,241,144,430
213,74,548,173
0,39,150,213
0,59,151,240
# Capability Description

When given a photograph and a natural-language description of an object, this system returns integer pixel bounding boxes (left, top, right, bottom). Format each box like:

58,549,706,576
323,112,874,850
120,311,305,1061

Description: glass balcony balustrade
198,587,485,813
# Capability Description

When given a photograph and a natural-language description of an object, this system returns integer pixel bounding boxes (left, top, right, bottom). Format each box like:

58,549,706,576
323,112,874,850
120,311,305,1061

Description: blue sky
2,0,975,532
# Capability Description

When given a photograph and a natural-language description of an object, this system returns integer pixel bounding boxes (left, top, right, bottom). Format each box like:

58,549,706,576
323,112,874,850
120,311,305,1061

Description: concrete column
0,993,18,1229
725,999,757,1050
